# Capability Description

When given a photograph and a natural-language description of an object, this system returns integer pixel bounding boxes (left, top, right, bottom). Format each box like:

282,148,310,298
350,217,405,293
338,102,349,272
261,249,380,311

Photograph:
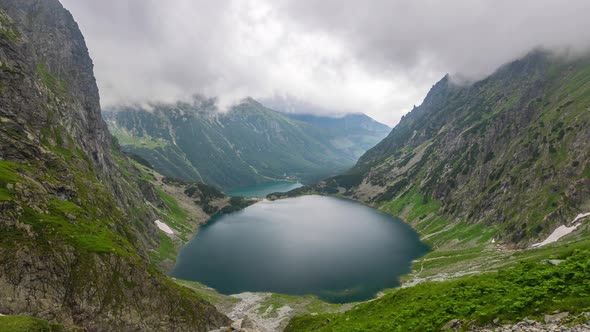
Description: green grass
0,187,13,201
0,160,29,185
381,186,442,228
155,188,191,235
150,232,176,263
0,315,66,332
417,245,486,259
286,249,590,332
173,279,239,308
0,9,22,43
0,156,139,258
37,63,67,96
19,205,136,257
256,293,345,318
109,125,168,149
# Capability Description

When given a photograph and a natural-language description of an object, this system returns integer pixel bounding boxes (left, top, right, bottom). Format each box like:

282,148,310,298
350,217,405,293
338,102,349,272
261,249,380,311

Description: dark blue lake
171,195,429,303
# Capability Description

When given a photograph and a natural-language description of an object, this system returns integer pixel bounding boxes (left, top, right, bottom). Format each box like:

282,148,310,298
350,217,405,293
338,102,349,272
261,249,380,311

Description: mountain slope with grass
104,99,389,190
286,248,590,331
274,50,590,248
279,50,590,332
284,113,391,160
0,0,232,330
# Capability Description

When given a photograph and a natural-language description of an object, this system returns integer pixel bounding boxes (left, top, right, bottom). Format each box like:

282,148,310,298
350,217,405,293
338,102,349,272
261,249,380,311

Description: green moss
0,315,66,332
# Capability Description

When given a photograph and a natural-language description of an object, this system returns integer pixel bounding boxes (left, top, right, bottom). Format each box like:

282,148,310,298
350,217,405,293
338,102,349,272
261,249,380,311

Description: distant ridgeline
272,50,590,247
103,98,390,190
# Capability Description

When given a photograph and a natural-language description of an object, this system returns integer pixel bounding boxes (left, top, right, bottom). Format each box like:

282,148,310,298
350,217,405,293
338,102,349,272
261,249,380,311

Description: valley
104,99,390,190
226,181,303,198
0,1,589,332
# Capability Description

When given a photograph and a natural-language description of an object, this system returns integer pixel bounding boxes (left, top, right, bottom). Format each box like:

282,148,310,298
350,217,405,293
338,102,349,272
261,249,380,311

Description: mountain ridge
271,50,590,248
104,97,390,190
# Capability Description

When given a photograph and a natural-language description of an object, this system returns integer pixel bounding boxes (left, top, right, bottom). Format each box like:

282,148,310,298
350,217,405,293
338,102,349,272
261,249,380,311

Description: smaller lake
171,195,430,303
226,181,303,198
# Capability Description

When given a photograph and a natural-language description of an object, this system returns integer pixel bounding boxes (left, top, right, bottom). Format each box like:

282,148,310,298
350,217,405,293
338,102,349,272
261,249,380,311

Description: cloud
61,0,590,126
279,0,590,77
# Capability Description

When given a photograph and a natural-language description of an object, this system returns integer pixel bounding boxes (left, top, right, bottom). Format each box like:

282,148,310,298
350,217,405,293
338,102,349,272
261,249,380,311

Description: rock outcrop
0,0,229,330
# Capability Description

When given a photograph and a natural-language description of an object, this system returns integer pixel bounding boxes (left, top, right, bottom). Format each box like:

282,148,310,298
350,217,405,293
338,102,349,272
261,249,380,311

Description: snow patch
572,212,590,224
531,212,589,248
532,224,580,247
154,219,174,235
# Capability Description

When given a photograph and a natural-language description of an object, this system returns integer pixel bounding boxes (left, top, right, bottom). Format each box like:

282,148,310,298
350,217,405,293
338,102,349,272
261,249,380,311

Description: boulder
544,311,569,323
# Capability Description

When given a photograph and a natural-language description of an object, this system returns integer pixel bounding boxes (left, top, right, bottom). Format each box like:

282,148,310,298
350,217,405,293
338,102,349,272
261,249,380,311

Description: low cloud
62,0,590,125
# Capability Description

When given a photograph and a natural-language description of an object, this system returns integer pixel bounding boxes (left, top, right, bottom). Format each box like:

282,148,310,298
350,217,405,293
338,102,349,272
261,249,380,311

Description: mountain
0,0,232,330
104,98,389,190
271,50,590,248
284,113,391,160
262,96,391,160
275,50,590,332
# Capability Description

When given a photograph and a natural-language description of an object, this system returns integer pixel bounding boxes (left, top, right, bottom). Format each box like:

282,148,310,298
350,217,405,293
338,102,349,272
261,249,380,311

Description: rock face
281,51,590,247
0,0,229,330
103,98,390,190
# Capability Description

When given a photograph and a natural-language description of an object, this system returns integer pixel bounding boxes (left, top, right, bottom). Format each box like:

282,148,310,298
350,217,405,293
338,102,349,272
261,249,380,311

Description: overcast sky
61,0,590,126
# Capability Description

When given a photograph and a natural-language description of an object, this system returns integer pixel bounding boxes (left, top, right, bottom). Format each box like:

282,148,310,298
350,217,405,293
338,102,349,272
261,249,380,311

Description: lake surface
226,181,303,198
171,195,430,303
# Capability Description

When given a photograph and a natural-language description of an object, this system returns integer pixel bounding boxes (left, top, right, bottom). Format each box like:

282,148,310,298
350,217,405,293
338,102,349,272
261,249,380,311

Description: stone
231,318,243,330
442,319,461,330
544,312,569,323
241,316,257,329
548,259,565,266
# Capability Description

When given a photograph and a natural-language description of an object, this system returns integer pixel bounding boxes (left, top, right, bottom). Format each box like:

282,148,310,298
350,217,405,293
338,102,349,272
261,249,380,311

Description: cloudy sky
61,0,590,126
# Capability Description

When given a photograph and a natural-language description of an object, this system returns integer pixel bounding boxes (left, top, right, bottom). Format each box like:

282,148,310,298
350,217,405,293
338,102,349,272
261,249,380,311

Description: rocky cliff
0,0,229,330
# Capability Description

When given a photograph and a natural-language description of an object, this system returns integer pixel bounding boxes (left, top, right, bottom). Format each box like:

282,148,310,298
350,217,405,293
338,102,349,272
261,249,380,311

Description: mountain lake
171,195,430,303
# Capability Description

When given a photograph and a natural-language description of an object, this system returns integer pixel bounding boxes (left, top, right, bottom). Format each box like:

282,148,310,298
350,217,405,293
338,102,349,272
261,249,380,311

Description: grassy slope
281,53,590,331
286,247,590,332
0,315,71,332
345,52,590,247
